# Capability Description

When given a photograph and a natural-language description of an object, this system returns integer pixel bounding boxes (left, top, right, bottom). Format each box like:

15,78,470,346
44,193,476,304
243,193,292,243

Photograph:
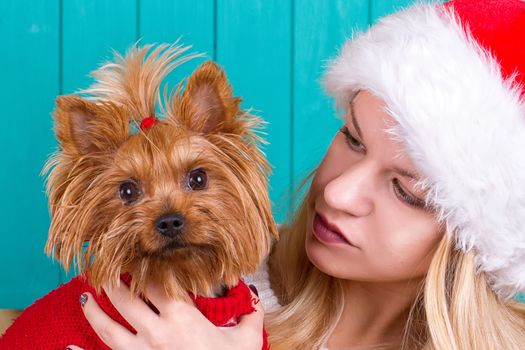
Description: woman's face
305,90,443,283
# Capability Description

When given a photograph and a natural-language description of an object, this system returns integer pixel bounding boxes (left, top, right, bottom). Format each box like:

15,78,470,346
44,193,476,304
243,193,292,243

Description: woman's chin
305,230,354,280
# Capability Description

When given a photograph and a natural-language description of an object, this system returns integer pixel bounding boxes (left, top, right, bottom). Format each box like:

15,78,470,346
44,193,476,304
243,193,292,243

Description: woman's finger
103,282,159,331
220,285,265,350
65,346,84,350
142,280,194,318
80,292,135,349
236,286,265,335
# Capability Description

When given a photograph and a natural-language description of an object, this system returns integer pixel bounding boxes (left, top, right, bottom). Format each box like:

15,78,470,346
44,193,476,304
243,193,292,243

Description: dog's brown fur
43,44,278,301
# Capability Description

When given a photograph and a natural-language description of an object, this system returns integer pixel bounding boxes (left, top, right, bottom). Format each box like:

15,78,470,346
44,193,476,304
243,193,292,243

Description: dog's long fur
43,44,278,300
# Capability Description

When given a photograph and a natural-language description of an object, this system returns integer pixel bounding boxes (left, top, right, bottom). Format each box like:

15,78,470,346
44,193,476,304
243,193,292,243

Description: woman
69,0,525,349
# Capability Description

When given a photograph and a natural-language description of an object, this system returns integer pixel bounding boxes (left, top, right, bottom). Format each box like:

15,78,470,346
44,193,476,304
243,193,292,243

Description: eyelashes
339,126,364,152
392,178,425,208
338,126,426,210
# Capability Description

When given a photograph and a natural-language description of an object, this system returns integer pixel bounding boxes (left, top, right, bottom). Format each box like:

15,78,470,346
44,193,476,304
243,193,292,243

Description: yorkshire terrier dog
0,44,277,349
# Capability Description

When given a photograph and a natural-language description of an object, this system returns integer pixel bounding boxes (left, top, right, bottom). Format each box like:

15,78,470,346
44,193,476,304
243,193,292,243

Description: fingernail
249,284,259,297
79,293,88,307
65,347,72,350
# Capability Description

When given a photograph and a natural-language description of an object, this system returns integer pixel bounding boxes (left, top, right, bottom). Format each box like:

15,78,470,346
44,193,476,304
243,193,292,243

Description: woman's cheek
374,231,439,279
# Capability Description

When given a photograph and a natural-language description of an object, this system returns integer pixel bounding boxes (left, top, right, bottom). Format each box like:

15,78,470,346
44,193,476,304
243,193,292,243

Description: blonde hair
265,197,525,349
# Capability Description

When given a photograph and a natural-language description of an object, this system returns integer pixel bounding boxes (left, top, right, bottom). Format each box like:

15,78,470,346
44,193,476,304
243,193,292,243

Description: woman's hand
66,282,264,350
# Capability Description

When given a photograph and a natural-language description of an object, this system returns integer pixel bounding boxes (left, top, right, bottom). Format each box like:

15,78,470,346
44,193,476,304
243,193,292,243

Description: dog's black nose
155,213,185,238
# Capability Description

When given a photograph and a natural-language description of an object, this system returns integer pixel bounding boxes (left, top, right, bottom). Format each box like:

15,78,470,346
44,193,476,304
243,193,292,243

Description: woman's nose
324,161,374,217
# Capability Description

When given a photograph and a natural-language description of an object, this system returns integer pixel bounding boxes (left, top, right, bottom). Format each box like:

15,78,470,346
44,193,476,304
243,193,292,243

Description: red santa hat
323,0,525,300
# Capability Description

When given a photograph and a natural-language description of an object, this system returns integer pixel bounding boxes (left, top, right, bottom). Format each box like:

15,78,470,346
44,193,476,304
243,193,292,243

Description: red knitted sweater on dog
0,275,268,350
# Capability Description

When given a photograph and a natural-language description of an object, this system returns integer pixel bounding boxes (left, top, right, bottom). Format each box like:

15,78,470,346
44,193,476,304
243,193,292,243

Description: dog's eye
119,180,143,204
188,168,208,191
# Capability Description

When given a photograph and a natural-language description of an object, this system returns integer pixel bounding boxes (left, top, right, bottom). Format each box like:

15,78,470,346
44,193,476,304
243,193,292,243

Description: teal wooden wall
0,0,417,308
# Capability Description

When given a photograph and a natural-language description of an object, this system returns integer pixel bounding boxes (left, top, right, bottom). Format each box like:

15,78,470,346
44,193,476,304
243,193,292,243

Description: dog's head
44,44,278,298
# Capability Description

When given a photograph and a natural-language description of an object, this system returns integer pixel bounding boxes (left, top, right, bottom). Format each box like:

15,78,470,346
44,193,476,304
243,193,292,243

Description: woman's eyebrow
349,100,364,142
392,166,420,180
350,98,421,181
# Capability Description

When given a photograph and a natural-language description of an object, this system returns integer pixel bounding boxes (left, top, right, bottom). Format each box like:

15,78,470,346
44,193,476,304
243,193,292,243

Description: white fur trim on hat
323,3,525,299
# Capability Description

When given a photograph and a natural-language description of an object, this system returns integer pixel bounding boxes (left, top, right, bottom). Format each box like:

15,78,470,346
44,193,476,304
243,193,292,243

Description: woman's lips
313,213,359,248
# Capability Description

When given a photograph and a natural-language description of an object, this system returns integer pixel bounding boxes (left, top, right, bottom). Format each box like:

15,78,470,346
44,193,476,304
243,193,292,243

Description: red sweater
0,275,268,349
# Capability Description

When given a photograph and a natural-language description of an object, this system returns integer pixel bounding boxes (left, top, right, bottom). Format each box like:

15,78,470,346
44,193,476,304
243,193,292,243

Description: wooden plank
139,0,214,88
292,0,369,207
62,0,138,94
60,0,138,282
370,0,415,22
217,0,292,223
0,0,61,308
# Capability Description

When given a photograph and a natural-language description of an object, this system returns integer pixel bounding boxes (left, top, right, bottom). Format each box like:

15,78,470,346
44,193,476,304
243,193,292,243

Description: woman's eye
119,179,143,205
188,168,208,191
392,178,425,209
339,126,428,211
339,126,364,152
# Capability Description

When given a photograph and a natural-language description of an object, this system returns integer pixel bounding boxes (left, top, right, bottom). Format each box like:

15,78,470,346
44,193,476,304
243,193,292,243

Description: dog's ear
54,95,129,155
176,61,242,134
